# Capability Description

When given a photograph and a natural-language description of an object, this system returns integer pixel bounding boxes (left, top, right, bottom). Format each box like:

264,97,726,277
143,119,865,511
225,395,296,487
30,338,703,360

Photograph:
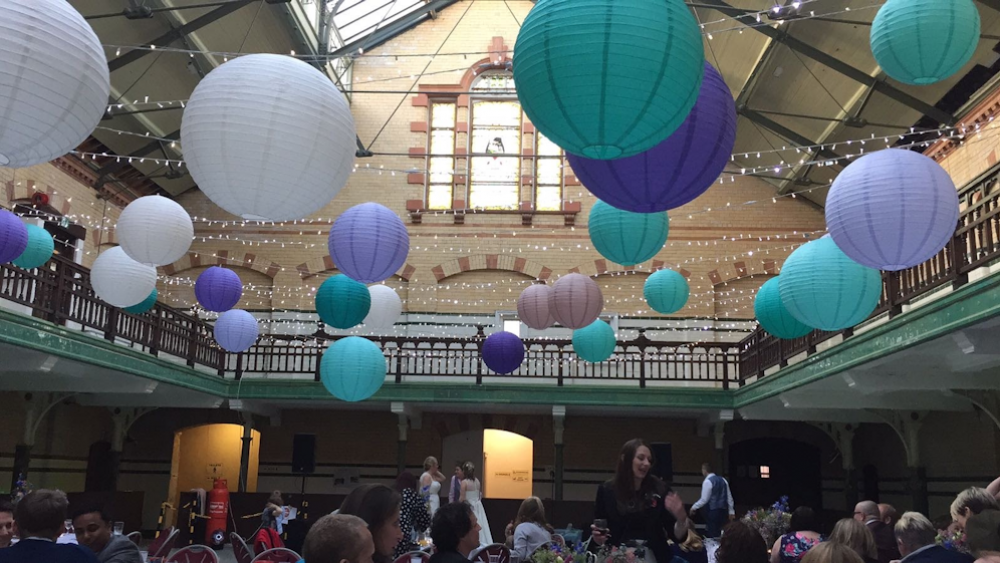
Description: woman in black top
590,438,691,563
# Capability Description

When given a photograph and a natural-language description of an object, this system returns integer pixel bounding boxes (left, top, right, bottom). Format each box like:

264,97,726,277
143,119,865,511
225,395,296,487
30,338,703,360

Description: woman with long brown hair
505,497,553,559
340,484,404,563
828,518,878,563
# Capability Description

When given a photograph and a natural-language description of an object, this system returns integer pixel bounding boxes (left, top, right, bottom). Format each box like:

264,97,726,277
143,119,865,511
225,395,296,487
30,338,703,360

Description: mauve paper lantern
195,267,243,313
568,63,737,212
364,285,402,330
0,0,109,168
320,336,386,402
779,237,882,331
548,273,604,329
0,209,28,264
513,0,704,159
12,224,53,269
91,247,157,308
328,203,409,283
517,284,555,330
871,0,980,86
125,289,158,315
181,54,356,221
644,269,689,314
826,149,959,271
117,196,194,266
214,309,259,353
588,200,668,266
482,331,525,375
315,275,371,329
572,320,616,363
754,277,811,340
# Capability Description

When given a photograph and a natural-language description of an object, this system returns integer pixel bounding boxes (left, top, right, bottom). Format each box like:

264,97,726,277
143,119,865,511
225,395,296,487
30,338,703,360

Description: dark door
728,438,822,512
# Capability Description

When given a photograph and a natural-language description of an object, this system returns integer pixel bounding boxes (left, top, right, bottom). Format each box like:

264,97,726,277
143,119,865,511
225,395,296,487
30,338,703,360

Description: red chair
231,533,254,563
251,547,302,563
471,544,511,563
148,527,180,562
393,551,432,563
166,545,220,563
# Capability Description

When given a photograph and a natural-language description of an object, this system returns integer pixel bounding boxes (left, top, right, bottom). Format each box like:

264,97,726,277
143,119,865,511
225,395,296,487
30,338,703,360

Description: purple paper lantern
548,273,604,329
517,284,555,330
214,309,259,353
195,266,243,312
567,63,737,213
482,331,525,375
0,209,28,264
328,202,409,283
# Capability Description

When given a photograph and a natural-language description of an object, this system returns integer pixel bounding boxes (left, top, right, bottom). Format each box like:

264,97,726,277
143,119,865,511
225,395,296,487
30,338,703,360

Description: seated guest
339,485,404,563
802,542,864,563
771,506,823,563
72,507,142,563
0,501,13,548
855,501,901,563
879,505,899,528
302,514,376,563
895,512,972,563
829,518,879,563
715,521,768,563
952,489,1000,531
429,502,482,563
504,497,552,560
0,490,97,563
964,510,1000,563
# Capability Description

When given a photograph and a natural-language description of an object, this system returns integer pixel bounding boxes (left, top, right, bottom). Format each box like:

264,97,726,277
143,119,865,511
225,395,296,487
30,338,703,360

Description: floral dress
778,533,823,563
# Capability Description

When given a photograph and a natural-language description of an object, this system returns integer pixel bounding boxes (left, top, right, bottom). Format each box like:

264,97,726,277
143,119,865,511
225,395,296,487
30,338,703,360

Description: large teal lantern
644,269,689,314
513,0,705,159
315,275,371,329
125,289,158,315
320,336,386,402
778,237,882,331
13,224,54,269
870,0,980,85
572,320,616,363
588,200,668,267
754,277,811,340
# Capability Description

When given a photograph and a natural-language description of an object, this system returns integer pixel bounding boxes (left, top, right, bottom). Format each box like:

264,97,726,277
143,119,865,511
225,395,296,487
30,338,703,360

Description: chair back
126,531,142,545
251,547,302,563
151,528,180,559
472,544,511,563
147,526,175,558
552,535,566,548
231,533,254,563
393,551,433,563
166,545,220,563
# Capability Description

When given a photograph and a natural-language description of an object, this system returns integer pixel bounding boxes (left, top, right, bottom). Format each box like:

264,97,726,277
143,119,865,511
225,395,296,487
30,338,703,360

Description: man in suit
855,500,901,563
0,490,98,563
895,511,973,562
690,463,734,539
302,514,375,563
880,504,899,527
72,507,142,563
449,463,463,504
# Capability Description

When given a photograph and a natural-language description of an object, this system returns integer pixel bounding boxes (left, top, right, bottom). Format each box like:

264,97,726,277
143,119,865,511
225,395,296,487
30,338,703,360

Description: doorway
728,438,822,512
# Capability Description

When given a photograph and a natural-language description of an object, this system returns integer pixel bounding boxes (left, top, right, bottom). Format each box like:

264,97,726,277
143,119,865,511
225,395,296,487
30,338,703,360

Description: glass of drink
64,520,73,535
113,522,125,536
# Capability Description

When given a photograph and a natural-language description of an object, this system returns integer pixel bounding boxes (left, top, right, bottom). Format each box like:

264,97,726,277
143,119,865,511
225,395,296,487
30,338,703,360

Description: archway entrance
728,438,822,512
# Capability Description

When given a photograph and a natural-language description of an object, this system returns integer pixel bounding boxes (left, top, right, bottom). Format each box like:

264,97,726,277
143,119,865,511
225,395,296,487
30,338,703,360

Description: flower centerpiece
532,542,591,563
12,474,32,503
596,542,649,563
741,496,791,547
937,529,970,554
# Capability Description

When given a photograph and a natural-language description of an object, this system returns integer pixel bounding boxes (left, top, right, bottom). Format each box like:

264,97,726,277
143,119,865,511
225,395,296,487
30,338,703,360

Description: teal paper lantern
320,336,386,402
315,275,371,329
588,200,668,267
572,320,616,363
124,289,158,315
753,278,811,340
644,270,689,314
871,0,980,85
12,224,53,269
778,237,882,331
513,0,705,159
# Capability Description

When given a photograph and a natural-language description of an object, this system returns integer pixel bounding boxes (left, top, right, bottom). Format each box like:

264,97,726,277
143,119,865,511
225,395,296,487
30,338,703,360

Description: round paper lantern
91,247,157,308
871,0,980,86
320,336,386,402
214,309,259,353
0,209,28,264
364,285,402,330
588,200,668,266
181,54,356,221
568,63,737,213
0,0,109,168
117,196,194,266
124,289,158,315
754,277,812,339
315,275,371,330
513,0,704,159
826,149,959,271
572,320,616,363
779,237,882,331
548,273,604,329
195,267,243,313
482,331,525,375
644,269,689,314
328,203,409,283
12,224,53,269
517,284,555,330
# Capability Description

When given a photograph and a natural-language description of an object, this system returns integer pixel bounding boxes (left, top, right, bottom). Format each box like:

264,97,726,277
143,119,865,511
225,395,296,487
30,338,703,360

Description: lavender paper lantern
517,284,555,330
548,273,604,329
567,63,737,213
0,209,28,264
195,266,243,313
214,309,259,353
329,203,409,283
482,331,525,375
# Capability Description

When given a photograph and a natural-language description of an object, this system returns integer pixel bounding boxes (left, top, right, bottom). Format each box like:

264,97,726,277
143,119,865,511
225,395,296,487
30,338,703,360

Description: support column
812,423,857,511
12,393,72,493
713,422,727,476
108,407,155,492
553,406,566,501
872,411,927,514
392,403,409,476
238,416,254,493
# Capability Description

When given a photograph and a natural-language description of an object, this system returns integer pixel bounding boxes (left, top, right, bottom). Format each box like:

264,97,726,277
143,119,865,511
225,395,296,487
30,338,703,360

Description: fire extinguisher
206,478,230,550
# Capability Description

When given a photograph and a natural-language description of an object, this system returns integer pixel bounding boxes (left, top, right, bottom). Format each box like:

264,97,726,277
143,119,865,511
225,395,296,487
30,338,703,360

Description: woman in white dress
460,461,493,547
420,456,447,518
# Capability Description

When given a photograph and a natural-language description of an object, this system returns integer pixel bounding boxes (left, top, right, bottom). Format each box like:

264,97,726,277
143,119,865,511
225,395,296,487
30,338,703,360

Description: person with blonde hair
952,488,1000,531
894,511,972,562
459,461,492,546
801,542,865,563
504,497,552,559
420,456,447,518
829,518,879,563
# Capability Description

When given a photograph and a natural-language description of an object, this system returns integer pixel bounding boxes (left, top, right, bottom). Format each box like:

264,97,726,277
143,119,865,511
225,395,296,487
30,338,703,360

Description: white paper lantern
181,54,356,221
117,196,194,266
364,285,402,329
0,0,110,168
91,247,157,308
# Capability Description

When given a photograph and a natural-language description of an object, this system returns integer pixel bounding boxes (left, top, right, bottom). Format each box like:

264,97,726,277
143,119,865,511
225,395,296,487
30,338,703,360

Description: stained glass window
427,101,455,210
470,100,521,210
535,133,563,211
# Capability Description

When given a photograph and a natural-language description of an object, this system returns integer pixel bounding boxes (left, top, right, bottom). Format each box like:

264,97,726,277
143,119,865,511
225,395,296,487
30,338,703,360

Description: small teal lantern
572,320,616,363
870,0,980,85
125,289,158,315
588,200,668,267
753,278,811,340
315,274,371,329
644,270,689,314
320,336,386,402
13,224,54,269
778,237,882,331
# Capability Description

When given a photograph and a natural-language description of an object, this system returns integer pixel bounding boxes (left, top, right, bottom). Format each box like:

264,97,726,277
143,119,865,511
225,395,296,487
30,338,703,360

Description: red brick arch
160,249,281,279
568,259,692,279
294,254,416,282
431,254,552,282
